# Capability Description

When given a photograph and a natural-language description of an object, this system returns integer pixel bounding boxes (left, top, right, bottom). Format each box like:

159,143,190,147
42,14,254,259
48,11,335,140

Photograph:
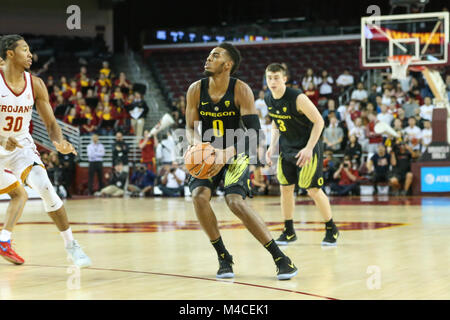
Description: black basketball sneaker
275,231,297,246
275,256,298,280
321,225,339,246
216,254,234,279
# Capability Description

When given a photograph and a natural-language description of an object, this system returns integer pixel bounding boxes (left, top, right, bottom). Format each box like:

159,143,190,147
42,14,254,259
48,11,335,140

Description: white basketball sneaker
66,240,92,268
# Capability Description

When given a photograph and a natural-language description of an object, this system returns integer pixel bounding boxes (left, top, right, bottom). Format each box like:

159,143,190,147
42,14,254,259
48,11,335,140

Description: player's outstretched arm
295,93,324,167
32,76,77,155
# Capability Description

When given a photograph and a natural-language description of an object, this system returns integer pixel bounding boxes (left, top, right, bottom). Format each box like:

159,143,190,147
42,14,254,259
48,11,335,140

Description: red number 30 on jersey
3,116,23,132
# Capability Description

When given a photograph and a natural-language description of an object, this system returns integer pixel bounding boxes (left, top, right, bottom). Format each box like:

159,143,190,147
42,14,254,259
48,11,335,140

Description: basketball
184,143,216,179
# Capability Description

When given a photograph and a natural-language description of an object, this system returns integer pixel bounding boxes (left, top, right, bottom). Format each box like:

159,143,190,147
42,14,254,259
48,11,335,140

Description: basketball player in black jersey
185,43,297,280
264,63,339,246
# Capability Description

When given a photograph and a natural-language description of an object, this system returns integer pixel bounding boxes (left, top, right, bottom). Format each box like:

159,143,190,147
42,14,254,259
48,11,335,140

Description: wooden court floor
0,195,449,300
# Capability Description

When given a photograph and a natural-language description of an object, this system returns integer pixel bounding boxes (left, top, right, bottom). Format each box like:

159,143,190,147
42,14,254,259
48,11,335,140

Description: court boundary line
13,263,339,300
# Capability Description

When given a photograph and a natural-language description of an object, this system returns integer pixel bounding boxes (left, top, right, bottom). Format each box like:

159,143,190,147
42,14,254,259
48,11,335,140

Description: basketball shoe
275,256,298,280
0,240,24,265
321,225,340,246
275,231,297,245
66,240,92,268
216,254,234,279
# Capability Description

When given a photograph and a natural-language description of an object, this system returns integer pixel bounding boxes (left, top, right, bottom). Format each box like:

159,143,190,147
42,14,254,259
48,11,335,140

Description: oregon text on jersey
199,110,236,117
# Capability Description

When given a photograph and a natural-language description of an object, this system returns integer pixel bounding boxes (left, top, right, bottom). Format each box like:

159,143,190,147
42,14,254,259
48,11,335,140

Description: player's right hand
4,137,23,152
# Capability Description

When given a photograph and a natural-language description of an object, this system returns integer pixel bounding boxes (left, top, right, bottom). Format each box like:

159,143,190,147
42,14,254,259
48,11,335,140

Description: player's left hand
53,140,77,155
295,147,313,167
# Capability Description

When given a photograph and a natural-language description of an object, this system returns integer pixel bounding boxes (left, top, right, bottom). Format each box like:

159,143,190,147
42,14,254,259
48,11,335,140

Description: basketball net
387,55,416,80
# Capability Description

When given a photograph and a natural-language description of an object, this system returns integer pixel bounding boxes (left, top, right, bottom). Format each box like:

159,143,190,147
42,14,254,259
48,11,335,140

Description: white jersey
0,70,34,141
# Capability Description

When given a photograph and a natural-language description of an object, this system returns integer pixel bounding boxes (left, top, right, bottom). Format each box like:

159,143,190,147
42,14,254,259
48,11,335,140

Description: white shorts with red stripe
0,134,44,194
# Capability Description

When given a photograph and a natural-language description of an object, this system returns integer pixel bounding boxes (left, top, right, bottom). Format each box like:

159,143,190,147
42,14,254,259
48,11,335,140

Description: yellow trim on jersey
276,155,289,185
0,181,20,195
298,153,318,189
20,164,45,184
224,154,248,187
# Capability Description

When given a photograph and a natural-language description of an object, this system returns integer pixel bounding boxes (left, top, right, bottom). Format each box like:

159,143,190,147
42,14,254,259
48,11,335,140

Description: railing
31,110,143,166
79,135,142,165
31,109,80,152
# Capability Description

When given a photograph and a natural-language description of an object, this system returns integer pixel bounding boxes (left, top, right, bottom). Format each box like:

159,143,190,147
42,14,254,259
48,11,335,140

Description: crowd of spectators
47,60,150,137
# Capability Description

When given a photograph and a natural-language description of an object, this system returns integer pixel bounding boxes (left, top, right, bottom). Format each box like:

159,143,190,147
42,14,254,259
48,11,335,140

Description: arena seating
148,40,361,101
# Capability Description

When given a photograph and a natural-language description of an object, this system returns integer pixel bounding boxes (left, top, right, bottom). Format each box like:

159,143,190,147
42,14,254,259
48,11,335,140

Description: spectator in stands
322,99,340,126
413,107,425,129
139,129,159,172
75,66,88,80
115,72,132,94
127,92,149,137
100,61,111,78
250,165,269,196
344,134,362,165
87,134,105,195
304,83,319,107
323,150,336,186
128,164,157,197
368,84,379,105
421,120,432,153
323,116,344,151
366,112,383,155
336,69,354,90
402,95,420,119
158,162,186,197
96,73,112,91
351,82,368,103
395,108,409,128
63,107,78,126
60,76,69,92
98,103,116,135
95,162,128,197
255,90,268,118
381,88,393,106
317,69,334,99
377,104,394,125
331,155,360,196
112,131,129,169
301,68,319,91
80,106,98,135
403,117,422,156
419,96,435,121
54,95,70,120
156,132,176,169
367,144,390,195
389,142,414,196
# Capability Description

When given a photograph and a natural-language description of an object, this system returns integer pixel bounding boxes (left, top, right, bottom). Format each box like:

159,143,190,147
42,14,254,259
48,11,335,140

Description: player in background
0,35,91,267
265,63,339,246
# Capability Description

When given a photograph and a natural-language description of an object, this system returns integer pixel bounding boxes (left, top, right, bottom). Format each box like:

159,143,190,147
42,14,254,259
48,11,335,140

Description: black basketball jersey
198,77,243,150
265,87,316,154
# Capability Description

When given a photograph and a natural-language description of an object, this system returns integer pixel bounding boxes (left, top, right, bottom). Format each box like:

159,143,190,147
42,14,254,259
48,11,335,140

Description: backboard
360,11,449,68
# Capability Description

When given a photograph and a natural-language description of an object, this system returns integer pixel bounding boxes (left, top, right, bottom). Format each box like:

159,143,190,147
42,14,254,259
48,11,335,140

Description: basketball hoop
387,55,416,80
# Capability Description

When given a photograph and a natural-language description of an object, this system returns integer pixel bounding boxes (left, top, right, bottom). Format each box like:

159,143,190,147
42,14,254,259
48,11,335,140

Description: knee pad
26,165,63,212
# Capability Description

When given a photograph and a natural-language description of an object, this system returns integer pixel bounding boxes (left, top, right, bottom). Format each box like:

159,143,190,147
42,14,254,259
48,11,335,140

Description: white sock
60,227,74,248
0,229,12,242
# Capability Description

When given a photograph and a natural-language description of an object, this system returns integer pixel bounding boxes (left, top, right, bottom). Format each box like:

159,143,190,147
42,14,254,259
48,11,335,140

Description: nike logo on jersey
1,95,7,98
201,102,209,105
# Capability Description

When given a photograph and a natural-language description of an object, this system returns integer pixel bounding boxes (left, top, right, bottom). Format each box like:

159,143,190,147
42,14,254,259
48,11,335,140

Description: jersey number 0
3,116,23,132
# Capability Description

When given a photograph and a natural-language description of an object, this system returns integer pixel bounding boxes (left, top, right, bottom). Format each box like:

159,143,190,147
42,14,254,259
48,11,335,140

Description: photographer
330,155,361,196
128,164,157,197
112,131,129,170
95,162,128,197
158,162,186,197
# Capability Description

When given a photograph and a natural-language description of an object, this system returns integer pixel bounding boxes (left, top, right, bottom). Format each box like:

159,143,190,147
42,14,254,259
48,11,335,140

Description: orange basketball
184,143,216,179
